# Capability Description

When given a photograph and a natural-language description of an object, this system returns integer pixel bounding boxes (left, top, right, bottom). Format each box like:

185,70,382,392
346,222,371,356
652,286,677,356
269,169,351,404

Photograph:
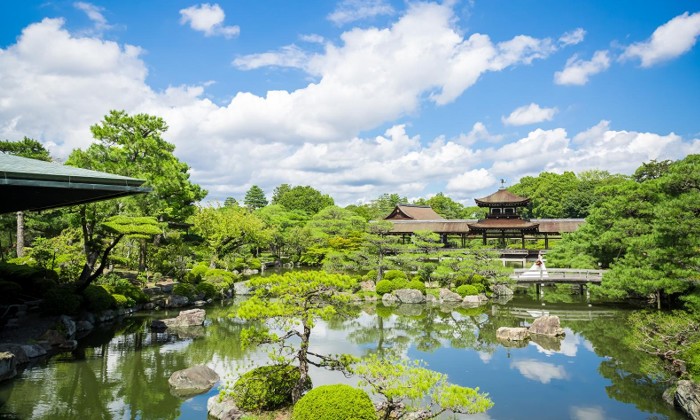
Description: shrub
685,341,700,382
375,280,394,295
104,278,149,304
364,270,377,281
112,293,135,308
230,365,310,412
173,283,196,299
456,284,479,297
406,280,426,294
196,282,218,299
0,262,58,298
391,278,408,290
0,281,22,304
83,285,117,312
41,287,82,315
292,384,376,420
383,270,407,282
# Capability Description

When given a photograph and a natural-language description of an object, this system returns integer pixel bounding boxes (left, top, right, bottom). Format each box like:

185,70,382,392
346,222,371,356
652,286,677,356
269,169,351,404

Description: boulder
360,280,376,292
462,294,488,305
528,315,565,337
675,380,700,420
382,293,399,306
162,309,206,328
76,320,94,332
492,284,514,296
207,395,244,420
21,344,47,360
439,288,462,302
662,387,676,406
143,287,162,296
394,289,425,304
425,294,438,303
242,269,259,276
59,315,77,338
151,320,168,331
0,352,17,382
169,365,220,397
157,281,175,293
194,300,207,307
97,310,117,323
233,281,253,296
39,329,67,347
167,295,189,308
496,327,530,341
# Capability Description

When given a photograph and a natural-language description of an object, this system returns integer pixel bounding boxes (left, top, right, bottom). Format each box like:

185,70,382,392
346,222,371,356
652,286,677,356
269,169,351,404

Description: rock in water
496,327,530,341
675,380,700,420
394,289,425,304
439,288,462,302
529,315,565,336
169,365,220,397
162,309,206,328
208,395,244,420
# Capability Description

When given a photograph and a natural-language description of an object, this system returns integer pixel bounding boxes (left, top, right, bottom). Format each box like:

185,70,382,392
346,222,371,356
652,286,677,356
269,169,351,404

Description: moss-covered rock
292,384,376,420
230,364,310,412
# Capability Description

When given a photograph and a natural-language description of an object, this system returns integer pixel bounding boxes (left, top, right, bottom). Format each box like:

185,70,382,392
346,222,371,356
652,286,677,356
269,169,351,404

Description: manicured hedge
292,384,376,420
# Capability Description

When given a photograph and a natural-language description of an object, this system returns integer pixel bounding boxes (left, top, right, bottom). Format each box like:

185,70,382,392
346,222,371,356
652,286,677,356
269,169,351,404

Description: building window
491,208,501,215
504,208,515,215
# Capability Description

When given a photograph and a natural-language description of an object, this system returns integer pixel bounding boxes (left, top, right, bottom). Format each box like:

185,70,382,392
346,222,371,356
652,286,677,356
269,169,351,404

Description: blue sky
1,1,699,205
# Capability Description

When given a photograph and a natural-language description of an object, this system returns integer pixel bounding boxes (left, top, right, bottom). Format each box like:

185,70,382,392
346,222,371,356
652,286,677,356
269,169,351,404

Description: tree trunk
138,239,147,272
292,322,312,403
16,211,25,258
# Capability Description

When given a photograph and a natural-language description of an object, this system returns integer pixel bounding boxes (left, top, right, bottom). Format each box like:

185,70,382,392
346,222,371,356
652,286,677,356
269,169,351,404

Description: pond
0,293,686,419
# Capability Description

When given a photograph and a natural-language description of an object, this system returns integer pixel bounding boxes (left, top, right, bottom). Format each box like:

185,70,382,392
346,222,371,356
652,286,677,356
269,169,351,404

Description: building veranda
384,188,584,250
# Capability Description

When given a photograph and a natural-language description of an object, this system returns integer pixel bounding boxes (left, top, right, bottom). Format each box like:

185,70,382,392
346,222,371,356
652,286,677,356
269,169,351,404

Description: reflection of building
383,188,584,249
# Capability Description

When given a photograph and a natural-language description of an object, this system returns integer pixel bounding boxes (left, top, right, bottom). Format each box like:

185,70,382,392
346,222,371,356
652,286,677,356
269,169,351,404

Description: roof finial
500,178,506,189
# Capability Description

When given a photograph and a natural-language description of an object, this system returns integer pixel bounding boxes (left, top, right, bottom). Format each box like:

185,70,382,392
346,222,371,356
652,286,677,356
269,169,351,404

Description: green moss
456,284,479,297
229,365,310,412
291,384,376,420
112,293,135,308
375,280,393,295
406,280,426,294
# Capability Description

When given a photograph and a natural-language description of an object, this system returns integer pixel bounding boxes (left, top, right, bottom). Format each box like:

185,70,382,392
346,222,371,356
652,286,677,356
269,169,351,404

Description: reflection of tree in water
565,314,686,419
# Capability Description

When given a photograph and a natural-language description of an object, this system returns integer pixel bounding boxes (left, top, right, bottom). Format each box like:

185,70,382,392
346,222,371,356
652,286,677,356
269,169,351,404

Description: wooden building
383,190,584,249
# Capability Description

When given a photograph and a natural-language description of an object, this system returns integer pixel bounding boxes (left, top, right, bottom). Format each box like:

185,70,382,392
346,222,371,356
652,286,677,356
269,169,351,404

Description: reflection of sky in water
510,359,569,383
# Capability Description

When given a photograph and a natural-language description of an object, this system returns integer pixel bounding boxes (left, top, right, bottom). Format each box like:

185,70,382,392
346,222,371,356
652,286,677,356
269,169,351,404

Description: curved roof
474,189,530,207
385,204,444,220
0,153,149,214
467,218,539,231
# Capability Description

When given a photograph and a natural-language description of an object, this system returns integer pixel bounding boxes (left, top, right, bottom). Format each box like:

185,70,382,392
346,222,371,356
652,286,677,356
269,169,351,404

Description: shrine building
384,187,583,249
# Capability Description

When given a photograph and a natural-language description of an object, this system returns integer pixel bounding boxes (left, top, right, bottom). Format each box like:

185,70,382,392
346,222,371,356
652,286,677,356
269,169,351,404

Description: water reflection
0,296,688,419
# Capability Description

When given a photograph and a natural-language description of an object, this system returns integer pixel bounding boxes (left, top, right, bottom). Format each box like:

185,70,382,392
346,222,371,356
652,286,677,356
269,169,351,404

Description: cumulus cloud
559,28,586,46
621,11,700,67
511,359,569,383
179,3,240,38
233,45,310,70
502,103,558,126
328,0,394,25
554,50,610,85
1,5,698,206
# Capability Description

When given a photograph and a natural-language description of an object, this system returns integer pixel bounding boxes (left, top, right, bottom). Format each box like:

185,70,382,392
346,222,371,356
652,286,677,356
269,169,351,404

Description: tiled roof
467,218,539,230
385,204,444,220
474,189,530,206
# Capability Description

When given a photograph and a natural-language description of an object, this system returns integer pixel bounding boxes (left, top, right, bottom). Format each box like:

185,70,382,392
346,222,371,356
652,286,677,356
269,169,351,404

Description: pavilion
384,188,583,249
0,153,149,214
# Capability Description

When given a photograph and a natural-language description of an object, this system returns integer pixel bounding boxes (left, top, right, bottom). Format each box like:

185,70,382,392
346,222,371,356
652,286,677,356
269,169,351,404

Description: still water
0,294,686,419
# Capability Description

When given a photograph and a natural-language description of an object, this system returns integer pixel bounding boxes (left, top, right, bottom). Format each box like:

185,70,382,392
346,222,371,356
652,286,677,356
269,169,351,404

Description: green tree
274,185,334,215
414,192,464,219
271,183,292,205
256,205,308,264
354,354,493,419
0,137,52,258
244,185,268,210
224,197,239,208
66,110,206,284
235,271,357,403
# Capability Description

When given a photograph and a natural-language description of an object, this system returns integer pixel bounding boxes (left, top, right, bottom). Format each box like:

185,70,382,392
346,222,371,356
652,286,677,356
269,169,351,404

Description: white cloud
511,359,569,383
554,50,610,85
328,0,394,25
233,45,310,70
559,28,586,46
621,11,700,67
74,2,112,33
502,103,558,126
1,7,699,206
179,3,240,38
570,406,606,420
300,34,325,44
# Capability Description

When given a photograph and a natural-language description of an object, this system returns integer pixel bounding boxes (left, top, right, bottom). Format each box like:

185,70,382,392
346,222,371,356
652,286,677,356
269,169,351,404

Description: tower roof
474,189,530,207
384,204,444,220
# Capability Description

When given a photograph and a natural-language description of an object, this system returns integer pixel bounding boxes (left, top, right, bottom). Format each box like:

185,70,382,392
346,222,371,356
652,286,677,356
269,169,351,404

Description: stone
162,309,206,328
157,281,175,293
39,329,66,347
20,344,47,359
194,300,207,307
394,304,424,317
382,293,399,305
529,315,565,337
462,294,488,305
233,281,253,296
439,288,462,302
425,294,438,303
496,327,530,341
394,289,425,304
360,280,376,292
58,340,78,351
59,315,76,338
675,380,700,420
143,287,162,296
241,269,259,276
492,284,514,296
151,320,168,331
169,365,220,397
207,395,244,420
76,320,94,332
0,352,17,382
167,295,189,308
97,310,116,323
662,387,676,406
